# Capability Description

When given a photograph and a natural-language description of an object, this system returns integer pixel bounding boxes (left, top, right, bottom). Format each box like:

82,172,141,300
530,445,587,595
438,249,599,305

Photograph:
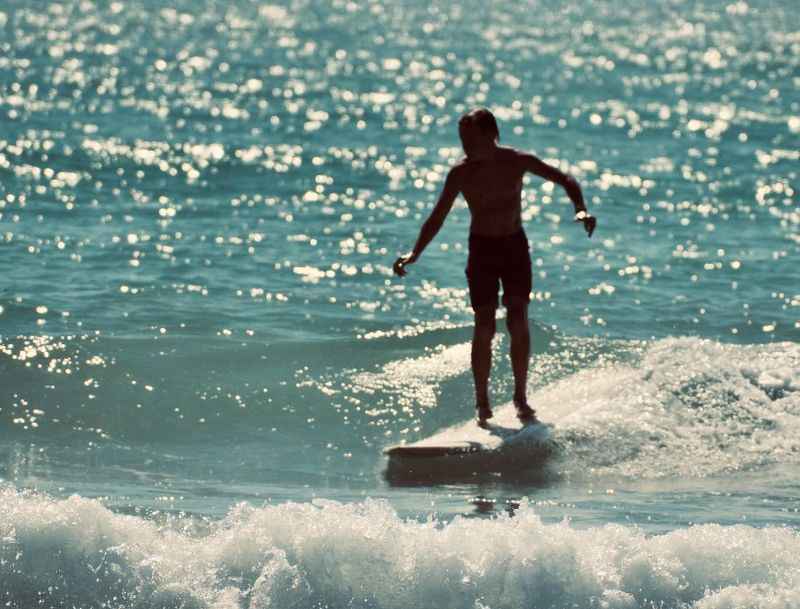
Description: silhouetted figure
393,108,596,425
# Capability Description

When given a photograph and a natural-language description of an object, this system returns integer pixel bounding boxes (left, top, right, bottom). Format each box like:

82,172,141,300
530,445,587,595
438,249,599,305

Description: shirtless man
393,108,596,425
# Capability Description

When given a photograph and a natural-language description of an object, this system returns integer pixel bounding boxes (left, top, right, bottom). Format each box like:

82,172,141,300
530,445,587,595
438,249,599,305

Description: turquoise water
1,0,799,607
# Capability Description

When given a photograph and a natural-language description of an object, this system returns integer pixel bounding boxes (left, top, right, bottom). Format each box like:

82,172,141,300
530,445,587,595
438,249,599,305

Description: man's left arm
519,153,596,237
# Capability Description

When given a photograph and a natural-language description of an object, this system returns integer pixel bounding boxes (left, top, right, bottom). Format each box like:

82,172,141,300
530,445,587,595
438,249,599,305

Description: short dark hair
458,108,499,141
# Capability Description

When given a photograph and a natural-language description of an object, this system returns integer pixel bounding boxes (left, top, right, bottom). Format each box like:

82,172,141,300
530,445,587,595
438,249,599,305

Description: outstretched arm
393,169,460,277
519,153,596,237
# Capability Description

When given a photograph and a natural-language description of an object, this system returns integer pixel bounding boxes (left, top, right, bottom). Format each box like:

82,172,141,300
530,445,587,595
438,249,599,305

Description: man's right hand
393,253,417,277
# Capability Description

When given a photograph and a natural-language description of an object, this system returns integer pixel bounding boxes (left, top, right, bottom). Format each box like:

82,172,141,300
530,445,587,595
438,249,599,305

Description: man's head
458,108,499,157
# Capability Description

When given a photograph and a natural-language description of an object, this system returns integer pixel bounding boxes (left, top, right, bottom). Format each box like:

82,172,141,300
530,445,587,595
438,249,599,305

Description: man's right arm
393,166,461,276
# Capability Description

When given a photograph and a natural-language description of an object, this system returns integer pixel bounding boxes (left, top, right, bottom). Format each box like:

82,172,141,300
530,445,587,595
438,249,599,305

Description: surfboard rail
383,441,484,458
383,413,554,483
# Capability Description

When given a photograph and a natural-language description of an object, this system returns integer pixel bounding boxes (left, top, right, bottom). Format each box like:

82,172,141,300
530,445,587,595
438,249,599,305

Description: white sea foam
532,338,800,478
2,487,799,609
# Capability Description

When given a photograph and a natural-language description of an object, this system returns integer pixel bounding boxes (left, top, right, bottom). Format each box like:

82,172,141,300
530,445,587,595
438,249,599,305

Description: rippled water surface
1,0,797,340
1,1,799,607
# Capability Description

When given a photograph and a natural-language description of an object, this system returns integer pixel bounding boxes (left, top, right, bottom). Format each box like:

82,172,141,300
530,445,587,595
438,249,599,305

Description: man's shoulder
498,146,536,161
447,158,471,181
451,147,526,169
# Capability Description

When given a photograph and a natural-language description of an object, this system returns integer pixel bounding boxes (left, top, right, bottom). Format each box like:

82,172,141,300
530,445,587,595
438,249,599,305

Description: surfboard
383,402,552,481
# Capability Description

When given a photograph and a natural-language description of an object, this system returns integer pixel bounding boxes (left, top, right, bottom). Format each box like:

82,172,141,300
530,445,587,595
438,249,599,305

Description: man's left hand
575,211,596,238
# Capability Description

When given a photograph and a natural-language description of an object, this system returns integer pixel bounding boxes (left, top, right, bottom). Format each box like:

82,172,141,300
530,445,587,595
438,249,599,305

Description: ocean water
1,0,799,607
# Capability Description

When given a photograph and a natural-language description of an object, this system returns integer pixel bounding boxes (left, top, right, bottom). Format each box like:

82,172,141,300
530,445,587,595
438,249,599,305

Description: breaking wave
2,487,799,609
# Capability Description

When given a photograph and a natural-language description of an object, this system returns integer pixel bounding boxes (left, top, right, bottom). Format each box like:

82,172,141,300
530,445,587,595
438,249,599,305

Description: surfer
393,108,595,425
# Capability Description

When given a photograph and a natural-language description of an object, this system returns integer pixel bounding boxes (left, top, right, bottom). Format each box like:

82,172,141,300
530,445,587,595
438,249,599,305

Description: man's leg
505,303,530,403
472,305,496,412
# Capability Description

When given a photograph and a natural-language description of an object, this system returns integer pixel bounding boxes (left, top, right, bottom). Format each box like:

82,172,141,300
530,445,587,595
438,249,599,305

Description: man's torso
454,146,525,237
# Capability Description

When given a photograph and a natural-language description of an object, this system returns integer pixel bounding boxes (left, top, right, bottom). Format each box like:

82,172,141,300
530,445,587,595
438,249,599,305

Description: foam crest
351,341,473,408
2,487,799,609
537,338,800,478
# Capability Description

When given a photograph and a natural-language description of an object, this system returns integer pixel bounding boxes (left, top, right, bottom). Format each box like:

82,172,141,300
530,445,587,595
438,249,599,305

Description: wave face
2,332,799,483
2,487,800,609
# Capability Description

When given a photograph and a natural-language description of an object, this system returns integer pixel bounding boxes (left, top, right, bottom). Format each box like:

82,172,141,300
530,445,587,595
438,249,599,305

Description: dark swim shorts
465,229,532,310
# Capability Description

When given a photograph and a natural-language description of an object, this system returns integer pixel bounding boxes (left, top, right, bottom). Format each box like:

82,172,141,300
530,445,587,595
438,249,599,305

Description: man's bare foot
513,397,538,423
476,403,493,426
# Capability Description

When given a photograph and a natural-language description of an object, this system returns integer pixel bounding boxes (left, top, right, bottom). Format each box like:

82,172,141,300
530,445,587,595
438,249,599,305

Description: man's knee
505,304,528,333
474,306,496,340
